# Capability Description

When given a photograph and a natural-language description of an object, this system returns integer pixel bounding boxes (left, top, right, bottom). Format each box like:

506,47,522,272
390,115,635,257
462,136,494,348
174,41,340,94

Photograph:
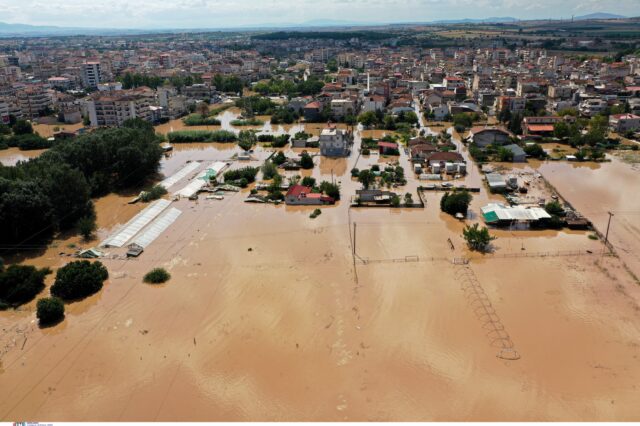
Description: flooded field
155,108,304,137
539,155,640,279
1,123,640,421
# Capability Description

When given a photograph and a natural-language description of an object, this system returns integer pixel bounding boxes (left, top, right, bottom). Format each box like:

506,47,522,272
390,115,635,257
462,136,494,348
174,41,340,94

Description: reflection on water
0,147,46,166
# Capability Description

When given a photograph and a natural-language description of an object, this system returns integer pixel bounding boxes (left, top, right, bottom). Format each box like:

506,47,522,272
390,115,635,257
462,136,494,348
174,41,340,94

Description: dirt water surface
1,123,640,421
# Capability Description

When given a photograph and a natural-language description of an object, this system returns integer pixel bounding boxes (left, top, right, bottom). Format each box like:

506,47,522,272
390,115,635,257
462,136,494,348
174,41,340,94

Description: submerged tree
462,223,496,252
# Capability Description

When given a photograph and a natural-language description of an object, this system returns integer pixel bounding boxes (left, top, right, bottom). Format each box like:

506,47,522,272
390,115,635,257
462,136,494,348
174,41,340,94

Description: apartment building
0,100,9,124
16,86,52,118
86,90,152,127
82,61,102,89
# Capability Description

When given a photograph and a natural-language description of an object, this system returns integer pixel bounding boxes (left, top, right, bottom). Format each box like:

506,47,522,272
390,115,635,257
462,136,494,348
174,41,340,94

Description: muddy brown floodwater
1,123,640,421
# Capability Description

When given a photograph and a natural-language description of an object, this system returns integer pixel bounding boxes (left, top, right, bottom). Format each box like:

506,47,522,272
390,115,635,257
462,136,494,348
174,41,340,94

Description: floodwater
155,108,304,137
0,147,47,166
539,155,640,279
32,122,84,139
1,121,640,421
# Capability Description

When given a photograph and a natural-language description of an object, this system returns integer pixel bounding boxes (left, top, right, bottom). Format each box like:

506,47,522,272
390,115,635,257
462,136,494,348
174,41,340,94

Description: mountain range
0,13,631,37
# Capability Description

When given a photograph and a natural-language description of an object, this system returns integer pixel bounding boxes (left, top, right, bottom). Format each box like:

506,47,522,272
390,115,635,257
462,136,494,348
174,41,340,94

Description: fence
455,265,520,361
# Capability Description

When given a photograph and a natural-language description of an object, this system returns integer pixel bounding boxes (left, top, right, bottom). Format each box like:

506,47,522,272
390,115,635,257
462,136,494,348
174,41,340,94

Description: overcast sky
1,0,639,29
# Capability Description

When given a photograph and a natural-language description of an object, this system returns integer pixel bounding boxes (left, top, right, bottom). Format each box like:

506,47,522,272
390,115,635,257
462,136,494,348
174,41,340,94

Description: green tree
358,169,375,189
553,121,570,139
524,143,546,159
51,260,108,301
12,120,33,135
462,223,496,252
261,161,278,180
238,130,257,151
301,176,316,187
300,152,314,169
358,111,378,127
545,201,564,216
77,216,97,241
440,191,472,216
319,181,340,200
0,264,48,308
272,151,286,165
36,297,65,325
497,147,514,162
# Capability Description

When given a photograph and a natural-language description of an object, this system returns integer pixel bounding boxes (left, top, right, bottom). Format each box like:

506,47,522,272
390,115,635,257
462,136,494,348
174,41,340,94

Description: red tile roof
527,124,555,132
286,185,312,197
378,141,398,149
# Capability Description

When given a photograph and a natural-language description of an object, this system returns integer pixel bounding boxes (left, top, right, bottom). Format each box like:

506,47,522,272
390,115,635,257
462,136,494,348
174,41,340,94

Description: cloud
0,0,637,28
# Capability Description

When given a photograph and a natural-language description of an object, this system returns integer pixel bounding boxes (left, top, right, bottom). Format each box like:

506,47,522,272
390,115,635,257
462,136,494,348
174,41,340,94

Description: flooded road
1,121,640,421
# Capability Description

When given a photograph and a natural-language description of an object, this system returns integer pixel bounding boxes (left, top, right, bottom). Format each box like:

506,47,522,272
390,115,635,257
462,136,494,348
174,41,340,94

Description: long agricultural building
100,200,184,255
174,161,228,198
130,207,182,248
481,203,551,225
159,162,201,189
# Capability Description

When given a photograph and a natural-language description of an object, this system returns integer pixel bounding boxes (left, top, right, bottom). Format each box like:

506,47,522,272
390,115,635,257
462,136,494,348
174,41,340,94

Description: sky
0,0,639,29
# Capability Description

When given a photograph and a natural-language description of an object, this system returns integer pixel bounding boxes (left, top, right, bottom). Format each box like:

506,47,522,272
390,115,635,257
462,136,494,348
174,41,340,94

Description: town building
319,125,351,157
82,62,102,89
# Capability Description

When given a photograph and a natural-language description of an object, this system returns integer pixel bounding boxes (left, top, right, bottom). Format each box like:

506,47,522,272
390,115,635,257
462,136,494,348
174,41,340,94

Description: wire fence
455,265,520,361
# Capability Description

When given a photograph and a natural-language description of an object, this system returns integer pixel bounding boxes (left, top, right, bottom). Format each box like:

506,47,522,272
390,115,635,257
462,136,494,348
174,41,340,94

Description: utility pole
604,211,614,253
353,222,357,257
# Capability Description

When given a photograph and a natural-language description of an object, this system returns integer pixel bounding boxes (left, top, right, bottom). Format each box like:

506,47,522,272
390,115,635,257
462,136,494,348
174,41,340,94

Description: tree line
0,119,163,246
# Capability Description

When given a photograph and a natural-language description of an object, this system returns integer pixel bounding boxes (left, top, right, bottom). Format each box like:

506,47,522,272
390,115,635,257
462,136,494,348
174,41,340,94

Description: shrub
167,130,237,143
293,131,310,140
231,118,264,126
183,114,221,126
257,134,274,142
391,194,401,207
0,264,49,308
310,209,322,219
224,167,259,184
271,134,290,148
36,297,65,325
267,190,284,201
545,201,564,216
143,268,171,284
140,185,167,202
51,260,108,301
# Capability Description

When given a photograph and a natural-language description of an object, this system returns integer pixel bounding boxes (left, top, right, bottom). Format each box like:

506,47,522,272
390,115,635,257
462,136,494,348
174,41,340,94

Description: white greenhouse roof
173,161,228,198
100,199,171,248
130,207,182,248
159,162,201,189
481,203,551,223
